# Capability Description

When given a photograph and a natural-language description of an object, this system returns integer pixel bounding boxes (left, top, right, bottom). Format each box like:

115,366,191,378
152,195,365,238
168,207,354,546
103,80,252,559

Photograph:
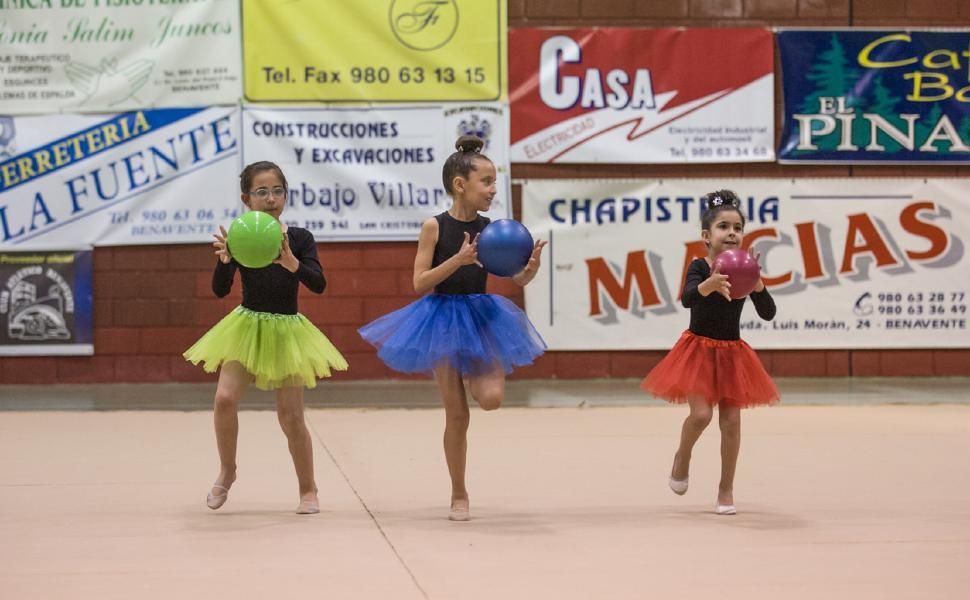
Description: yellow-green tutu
183,306,348,390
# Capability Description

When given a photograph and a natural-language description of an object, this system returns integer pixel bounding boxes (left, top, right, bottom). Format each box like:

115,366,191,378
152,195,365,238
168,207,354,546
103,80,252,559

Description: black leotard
681,258,776,340
212,226,325,314
432,211,490,295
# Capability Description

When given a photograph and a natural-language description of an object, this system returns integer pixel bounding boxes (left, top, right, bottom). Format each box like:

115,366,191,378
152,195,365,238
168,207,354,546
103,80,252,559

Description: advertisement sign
0,106,241,250
509,28,774,163
242,104,511,241
522,179,969,349
243,0,506,102
0,0,242,114
778,30,970,163
0,250,92,356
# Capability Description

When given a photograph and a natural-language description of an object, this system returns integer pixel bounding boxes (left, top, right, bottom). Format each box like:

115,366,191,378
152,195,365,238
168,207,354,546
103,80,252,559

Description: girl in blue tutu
359,135,547,521
184,161,348,514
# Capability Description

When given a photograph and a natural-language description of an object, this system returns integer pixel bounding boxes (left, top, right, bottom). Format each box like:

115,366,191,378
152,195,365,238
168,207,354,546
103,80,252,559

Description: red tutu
641,331,779,408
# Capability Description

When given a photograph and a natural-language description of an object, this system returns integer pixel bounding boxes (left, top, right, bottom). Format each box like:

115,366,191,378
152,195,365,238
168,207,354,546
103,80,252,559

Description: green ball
226,211,282,268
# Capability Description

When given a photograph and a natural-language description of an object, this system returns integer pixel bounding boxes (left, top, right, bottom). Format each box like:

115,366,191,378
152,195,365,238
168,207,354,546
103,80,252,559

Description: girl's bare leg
717,406,741,506
671,396,714,482
434,365,471,512
209,361,251,507
467,365,505,411
276,385,319,513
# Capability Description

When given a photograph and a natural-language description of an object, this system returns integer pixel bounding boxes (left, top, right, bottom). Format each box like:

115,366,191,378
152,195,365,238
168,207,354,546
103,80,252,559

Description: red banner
510,28,775,163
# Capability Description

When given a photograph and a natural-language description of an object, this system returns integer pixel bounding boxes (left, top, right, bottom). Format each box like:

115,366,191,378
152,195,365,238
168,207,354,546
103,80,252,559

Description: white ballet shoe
448,499,470,521
206,485,229,510
715,504,737,515
668,477,688,495
296,499,320,514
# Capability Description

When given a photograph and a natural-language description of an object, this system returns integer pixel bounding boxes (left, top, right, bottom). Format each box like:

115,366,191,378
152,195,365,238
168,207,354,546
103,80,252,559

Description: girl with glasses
184,160,348,514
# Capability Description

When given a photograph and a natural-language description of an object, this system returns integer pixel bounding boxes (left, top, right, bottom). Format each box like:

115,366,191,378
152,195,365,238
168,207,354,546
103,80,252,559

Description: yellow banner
243,0,506,102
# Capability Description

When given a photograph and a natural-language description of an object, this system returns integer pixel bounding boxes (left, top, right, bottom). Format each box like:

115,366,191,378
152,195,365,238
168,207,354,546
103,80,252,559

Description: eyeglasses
248,186,287,200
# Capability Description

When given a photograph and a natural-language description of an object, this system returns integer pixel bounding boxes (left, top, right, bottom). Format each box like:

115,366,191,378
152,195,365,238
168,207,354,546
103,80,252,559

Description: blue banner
0,250,93,356
778,30,970,163
0,109,205,195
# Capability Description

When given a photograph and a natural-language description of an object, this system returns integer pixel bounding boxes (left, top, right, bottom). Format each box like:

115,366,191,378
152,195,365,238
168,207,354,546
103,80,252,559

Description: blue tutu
358,293,546,376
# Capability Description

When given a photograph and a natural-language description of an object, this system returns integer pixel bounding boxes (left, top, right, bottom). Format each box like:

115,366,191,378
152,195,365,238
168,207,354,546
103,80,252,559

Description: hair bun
706,190,740,209
455,135,484,153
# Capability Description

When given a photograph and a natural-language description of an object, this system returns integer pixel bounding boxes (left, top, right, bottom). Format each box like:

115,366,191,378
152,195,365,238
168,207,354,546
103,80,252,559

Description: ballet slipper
669,477,689,495
296,498,320,514
206,485,230,510
669,454,688,495
448,498,470,522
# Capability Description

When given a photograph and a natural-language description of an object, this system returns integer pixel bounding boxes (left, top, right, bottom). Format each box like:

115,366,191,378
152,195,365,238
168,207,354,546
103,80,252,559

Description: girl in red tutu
641,189,778,516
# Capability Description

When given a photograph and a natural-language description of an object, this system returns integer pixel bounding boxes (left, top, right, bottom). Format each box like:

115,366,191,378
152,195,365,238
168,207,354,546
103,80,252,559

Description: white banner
0,0,242,114
522,179,970,349
0,107,242,250
242,104,512,241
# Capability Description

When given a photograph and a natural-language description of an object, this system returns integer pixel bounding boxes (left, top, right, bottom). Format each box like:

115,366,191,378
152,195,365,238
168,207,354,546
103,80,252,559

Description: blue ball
477,219,534,277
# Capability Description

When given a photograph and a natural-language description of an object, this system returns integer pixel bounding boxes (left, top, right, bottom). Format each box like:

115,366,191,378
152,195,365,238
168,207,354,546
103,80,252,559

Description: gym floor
2,378,968,599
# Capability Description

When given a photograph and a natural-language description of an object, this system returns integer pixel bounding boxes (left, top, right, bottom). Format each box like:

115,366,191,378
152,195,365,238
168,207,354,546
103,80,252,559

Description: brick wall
4,0,969,384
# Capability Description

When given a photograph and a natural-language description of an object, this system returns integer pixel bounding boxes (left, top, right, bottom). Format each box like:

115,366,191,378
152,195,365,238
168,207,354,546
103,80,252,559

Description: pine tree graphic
863,74,905,153
914,104,946,151
798,34,860,152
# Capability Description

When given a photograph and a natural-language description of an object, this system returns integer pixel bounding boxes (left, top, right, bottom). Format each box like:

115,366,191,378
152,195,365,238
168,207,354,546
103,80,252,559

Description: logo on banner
853,292,874,316
65,57,155,107
0,266,73,342
390,0,459,51
0,118,14,160
458,113,493,150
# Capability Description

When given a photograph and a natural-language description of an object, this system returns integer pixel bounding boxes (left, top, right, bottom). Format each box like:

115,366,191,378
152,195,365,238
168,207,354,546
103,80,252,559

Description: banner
242,104,511,241
0,106,241,250
0,0,242,115
521,179,969,350
778,30,970,163
509,28,774,163
243,0,506,102
0,250,92,356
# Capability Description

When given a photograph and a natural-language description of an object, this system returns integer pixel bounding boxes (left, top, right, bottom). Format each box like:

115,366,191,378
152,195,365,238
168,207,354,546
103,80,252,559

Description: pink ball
713,249,761,299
